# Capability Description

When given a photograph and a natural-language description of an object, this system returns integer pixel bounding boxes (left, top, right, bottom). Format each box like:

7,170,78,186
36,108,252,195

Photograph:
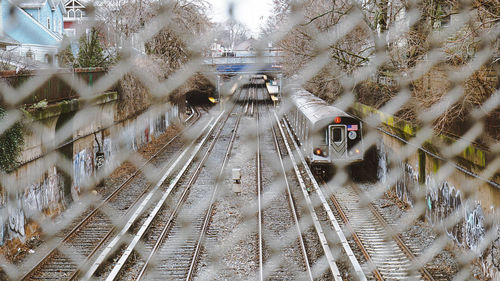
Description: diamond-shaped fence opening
0,0,499,280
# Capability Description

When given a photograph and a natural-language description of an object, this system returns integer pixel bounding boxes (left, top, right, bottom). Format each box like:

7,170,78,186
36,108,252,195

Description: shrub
0,107,24,172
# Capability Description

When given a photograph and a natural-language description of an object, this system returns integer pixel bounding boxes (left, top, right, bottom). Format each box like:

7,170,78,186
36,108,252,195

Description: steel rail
80,111,224,280
67,107,202,281
118,89,244,280
350,183,436,281
274,112,343,281
280,116,368,281
185,94,244,281
244,87,251,115
19,106,201,281
256,93,264,281
268,104,314,280
323,182,384,281
251,87,255,117
106,110,233,280
133,116,224,280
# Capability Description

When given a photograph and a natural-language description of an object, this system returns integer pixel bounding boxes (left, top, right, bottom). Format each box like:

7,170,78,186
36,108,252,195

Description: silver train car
285,88,364,170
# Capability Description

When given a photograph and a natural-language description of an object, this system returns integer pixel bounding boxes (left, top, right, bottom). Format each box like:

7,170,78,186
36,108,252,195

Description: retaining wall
351,102,499,278
0,97,181,247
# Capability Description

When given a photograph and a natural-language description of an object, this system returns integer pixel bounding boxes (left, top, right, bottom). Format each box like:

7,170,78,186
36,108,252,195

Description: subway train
284,87,364,174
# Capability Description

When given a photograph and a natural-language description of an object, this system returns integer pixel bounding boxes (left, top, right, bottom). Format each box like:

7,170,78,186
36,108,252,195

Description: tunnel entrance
185,90,215,106
349,145,379,183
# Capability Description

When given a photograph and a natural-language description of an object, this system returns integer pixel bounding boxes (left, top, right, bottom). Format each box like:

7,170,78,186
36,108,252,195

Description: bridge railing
203,56,283,65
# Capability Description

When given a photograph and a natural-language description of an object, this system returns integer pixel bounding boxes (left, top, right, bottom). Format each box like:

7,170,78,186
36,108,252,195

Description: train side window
332,128,342,142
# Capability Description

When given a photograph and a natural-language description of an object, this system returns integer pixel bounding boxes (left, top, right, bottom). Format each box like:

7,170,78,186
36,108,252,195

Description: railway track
20,81,440,280
276,102,436,280
325,180,436,280
257,85,314,280
276,112,368,281
18,107,203,281
80,88,247,280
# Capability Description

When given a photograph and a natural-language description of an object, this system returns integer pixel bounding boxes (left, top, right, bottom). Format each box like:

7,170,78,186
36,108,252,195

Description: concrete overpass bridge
203,50,283,99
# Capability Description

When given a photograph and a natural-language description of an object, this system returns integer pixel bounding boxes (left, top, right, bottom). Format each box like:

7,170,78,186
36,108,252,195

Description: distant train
284,87,364,173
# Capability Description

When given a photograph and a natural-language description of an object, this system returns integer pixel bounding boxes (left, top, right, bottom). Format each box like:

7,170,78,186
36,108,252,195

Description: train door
328,125,347,160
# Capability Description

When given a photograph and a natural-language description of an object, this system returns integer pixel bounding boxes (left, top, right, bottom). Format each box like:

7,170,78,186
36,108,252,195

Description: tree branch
300,8,334,26
330,45,370,62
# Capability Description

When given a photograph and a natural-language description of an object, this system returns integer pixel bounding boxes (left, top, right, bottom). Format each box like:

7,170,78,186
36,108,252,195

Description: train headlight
348,131,357,140
314,148,323,156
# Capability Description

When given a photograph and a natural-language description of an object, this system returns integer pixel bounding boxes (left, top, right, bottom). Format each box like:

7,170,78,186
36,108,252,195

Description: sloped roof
234,39,258,51
0,34,20,45
18,0,65,12
6,1,63,44
64,0,88,8
17,0,46,8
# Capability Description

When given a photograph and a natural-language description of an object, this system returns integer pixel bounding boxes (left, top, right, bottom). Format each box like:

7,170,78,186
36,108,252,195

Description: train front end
327,116,363,162
310,114,364,167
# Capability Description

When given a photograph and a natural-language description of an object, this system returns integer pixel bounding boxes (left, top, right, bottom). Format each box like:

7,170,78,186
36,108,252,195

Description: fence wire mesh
0,0,499,280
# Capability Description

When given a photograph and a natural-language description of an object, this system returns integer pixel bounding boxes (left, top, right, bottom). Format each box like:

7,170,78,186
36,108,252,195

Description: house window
69,10,74,18
26,50,33,59
47,18,51,30
76,9,81,18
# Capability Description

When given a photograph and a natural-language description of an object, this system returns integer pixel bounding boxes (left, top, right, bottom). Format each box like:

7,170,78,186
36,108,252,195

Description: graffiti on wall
425,175,487,249
377,139,387,184
0,105,180,246
72,149,94,199
377,139,419,206
0,166,64,245
23,167,64,218
465,203,486,250
378,138,497,278
122,106,178,153
395,163,419,206
378,140,488,251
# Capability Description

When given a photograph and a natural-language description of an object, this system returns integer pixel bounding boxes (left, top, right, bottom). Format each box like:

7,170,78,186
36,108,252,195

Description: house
234,39,258,52
0,0,65,64
63,0,88,37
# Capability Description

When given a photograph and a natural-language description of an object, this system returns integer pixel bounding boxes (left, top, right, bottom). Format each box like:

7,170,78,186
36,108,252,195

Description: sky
205,0,274,37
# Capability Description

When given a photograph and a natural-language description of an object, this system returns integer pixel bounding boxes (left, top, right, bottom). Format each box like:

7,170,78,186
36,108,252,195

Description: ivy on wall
0,107,24,172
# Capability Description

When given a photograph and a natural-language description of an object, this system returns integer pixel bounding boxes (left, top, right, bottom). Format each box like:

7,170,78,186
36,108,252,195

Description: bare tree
272,0,499,140
214,20,250,50
0,50,37,72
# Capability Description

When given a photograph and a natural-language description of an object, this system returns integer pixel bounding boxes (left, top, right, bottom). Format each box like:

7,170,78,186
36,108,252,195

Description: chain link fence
0,0,499,280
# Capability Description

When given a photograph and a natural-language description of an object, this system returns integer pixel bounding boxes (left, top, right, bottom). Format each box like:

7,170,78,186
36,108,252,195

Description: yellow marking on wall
352,102,488,169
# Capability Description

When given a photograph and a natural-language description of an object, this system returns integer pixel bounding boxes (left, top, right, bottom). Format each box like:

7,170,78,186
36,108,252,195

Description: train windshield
332,128,342,142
